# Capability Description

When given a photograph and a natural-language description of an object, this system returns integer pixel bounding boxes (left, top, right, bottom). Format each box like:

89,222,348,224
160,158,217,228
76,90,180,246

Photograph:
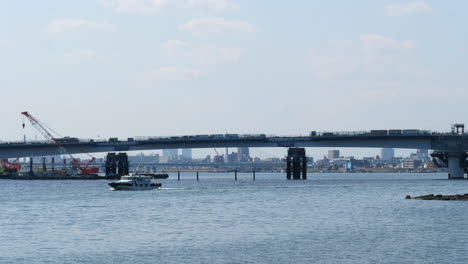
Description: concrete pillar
286,148,307,180
29,157,34,177
448,155,464,179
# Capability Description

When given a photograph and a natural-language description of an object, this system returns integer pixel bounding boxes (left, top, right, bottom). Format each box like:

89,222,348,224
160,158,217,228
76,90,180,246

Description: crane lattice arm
21,111,67,155
21,111,99,174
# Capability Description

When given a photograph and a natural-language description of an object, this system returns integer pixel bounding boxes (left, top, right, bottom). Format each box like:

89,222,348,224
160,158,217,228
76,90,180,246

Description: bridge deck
1,131,466,159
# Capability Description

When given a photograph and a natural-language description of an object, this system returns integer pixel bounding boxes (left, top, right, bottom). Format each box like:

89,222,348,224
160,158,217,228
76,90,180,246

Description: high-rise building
417,149,429,161
162,149,178,157
224,147,229,163
328,150,340,160
181,149,192,160
380,148,395,160
228,152,238,163
237,147,250,162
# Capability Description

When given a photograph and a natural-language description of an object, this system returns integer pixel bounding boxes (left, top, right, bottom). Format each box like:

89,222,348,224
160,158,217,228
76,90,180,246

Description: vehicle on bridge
55,137,79,143
370,130,388,136
389,129,402,135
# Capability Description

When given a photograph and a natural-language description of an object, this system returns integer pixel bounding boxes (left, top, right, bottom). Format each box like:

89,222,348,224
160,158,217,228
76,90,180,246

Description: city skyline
81,147,417,161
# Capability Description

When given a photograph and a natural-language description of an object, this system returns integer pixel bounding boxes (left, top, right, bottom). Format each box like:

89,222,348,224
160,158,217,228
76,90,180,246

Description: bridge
1,126,468,179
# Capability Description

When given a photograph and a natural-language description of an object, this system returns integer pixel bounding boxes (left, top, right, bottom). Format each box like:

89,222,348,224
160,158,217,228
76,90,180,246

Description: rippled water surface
1,173,467,264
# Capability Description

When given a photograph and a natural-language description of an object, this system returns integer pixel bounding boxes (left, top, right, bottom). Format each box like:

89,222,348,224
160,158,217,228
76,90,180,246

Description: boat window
145,184,148,187
140,184,143,187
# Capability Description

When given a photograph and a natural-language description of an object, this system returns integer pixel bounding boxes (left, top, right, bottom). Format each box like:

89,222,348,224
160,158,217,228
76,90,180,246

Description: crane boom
21,111,99,174
21,111,67,155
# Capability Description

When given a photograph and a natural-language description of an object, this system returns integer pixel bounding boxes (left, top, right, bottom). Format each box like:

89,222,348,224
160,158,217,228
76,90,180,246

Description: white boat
108,175,162,191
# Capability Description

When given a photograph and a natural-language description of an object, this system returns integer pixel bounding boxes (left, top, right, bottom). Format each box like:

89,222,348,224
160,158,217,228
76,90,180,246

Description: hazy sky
1,1,467,158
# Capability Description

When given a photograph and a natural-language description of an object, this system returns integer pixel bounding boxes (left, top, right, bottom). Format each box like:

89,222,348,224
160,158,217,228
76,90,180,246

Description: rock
409,194,468,201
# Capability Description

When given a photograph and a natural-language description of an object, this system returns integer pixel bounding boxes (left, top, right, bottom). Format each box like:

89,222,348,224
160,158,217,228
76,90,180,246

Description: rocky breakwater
405,194,468,201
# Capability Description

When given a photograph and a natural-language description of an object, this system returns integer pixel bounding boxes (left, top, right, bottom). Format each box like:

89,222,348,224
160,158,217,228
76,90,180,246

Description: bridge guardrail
1,130,462,146
316,130,433,137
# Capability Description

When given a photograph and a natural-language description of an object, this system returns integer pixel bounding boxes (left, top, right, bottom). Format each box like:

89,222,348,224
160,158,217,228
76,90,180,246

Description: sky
1,0,467,159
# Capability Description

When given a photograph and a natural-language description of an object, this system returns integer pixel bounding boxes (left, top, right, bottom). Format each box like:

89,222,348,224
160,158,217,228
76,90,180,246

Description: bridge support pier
448,154,465,179
29,157,33,177
286,148,307,180
106,153,129,176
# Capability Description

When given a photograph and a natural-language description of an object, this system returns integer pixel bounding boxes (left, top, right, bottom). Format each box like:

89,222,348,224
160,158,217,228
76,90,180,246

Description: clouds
384,2,432,16
95,0,252,83
179,17,258,35
161,40,243,65
136,67,204,82
309,34,419,81
44,18,117,34
54,50,102,64
133,40,242,83
99,0,234,14
360,33,416,53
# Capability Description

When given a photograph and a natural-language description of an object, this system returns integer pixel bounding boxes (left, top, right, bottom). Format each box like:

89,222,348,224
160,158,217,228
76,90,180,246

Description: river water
1,173,467,264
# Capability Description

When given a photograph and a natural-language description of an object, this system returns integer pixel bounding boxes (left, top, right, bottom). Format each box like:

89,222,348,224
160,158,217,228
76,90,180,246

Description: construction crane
21,111,67,155
71,159,99,174
21,111,98,174
1,158,21,173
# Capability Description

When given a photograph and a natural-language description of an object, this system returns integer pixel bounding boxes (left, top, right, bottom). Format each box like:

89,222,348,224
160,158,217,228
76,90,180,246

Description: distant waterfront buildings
15,148,439,174
162,149,178,157
227,152,238,163
128,153,159,164
417,149,429,161
237,147,250,162
213,155,224,163
161,149,179,163
224,148,229,163
401,159,423,169
182,149,192,160
328,150,340,160
380,148,395,160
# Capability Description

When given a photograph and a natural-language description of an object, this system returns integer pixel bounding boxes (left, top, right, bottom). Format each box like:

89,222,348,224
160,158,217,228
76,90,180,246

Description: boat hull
108,182,161,191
